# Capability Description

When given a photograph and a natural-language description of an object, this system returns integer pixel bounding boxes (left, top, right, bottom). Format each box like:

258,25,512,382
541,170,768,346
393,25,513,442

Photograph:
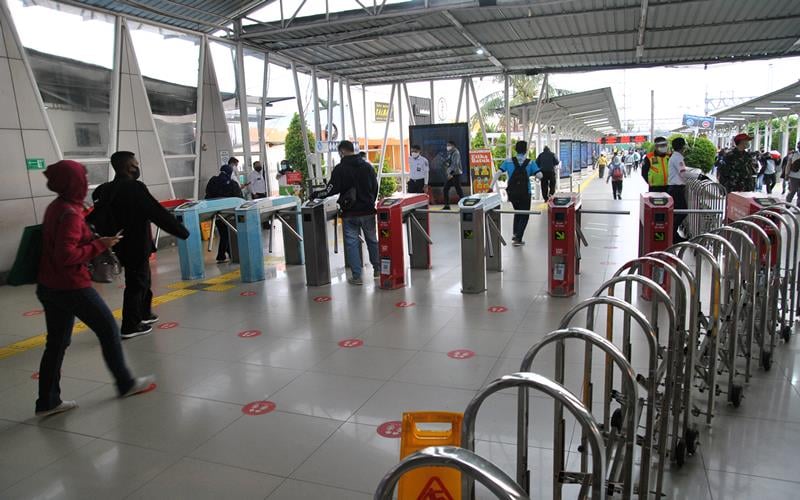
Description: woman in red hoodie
36,160,154,417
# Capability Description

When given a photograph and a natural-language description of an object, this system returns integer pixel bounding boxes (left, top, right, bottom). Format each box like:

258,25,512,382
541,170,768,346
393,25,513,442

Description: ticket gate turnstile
377,193,431,290
302,196,340,286
639,192,674,300
459,192,503,294
234,195,304,283
548,193,581,297
726,192,781,264
174,197,245,280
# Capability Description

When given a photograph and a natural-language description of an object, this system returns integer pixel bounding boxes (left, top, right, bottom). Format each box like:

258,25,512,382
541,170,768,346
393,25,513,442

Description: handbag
88,242,122,283
6,224,44,286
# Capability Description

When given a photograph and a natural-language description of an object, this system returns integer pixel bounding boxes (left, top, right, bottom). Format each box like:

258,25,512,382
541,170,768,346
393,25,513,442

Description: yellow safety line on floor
535,172,597,211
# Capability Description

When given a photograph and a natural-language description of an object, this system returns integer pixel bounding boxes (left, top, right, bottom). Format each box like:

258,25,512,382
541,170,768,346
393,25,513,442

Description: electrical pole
650,90,654,140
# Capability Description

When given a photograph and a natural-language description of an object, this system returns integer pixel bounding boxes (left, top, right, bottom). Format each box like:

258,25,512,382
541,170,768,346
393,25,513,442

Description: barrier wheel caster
685,428,699,455
610,408,623,432
782,325,792,343
730,384,743,408
675,439,686,468
761,350,773,371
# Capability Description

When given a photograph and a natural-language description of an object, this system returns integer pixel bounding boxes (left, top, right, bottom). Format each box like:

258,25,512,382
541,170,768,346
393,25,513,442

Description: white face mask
411,152,419,158
656,146,667,154
446,146,453,151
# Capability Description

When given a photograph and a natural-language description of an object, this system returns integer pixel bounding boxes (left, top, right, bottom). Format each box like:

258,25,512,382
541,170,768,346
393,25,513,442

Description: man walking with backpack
535,145,559,202
492,141,542,246
90,151,189,339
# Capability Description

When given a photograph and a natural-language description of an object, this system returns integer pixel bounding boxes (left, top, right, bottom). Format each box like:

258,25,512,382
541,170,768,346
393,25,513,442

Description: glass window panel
130,23,200,156
210,42,242,151
171,179,194,200
243,50,265,156
9,0,114,158
166,158,195,178
86,162,110,186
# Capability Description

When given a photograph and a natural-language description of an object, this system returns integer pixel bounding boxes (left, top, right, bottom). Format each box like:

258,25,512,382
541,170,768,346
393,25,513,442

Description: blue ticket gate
174,197,245,280
234,195,304,283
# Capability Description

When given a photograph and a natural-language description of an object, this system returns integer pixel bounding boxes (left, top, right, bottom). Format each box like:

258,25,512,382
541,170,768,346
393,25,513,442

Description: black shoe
141,314,159,325
121,324,153,340
442,205,451,210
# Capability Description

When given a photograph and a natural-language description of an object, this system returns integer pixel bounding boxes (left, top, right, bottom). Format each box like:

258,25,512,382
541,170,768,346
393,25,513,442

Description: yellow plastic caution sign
398,412,462,500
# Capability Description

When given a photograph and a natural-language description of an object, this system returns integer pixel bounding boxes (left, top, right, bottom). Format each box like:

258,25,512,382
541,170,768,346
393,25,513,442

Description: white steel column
290,62,313,175
377,83,396,185
339,78,345,142
455,78,466,122
235,23,252,174
363,84,368,157
430,80,435,124
398,83,407,193
327,76,334,173
403,83,415,126
754,121,761,151
504,74,511,158
260,52,270,194
782,116,790,157
469,78,488,148
193,36,206,199
346,81,357,143
311,67,323,182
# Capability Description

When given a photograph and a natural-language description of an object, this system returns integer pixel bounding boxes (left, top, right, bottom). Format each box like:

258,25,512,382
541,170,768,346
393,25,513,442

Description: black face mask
254,167,262,172
131,166,141,180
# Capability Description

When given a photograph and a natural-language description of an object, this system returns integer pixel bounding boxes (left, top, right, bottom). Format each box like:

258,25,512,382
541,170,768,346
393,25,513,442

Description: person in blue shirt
491,141,542,246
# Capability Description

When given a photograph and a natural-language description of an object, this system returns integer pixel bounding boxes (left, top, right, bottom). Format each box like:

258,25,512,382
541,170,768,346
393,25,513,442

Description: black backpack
507,158,530,200
87,182,120,236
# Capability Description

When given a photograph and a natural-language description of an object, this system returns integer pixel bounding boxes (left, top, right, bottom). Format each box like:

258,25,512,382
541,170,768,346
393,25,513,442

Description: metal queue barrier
462,372,606,500
768,203,800,337
518,327,638,500
301,195,340,286
548,192,630,297
233,195,303,283
174,197,245,280
376,193,431,290
760,208,798,343
374,446,529,500
685,178,726,238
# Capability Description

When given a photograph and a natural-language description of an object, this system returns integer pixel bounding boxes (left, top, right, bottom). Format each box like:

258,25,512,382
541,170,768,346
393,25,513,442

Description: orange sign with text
469,150,494,194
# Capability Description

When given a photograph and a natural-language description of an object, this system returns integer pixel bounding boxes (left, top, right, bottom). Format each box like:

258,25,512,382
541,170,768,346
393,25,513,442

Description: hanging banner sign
682,114,716,130
469,150,494,194
599,135,649,144
374,102,394,122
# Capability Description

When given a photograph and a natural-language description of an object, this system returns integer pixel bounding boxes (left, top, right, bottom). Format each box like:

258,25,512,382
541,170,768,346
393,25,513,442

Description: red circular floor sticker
395,301,416,308
314,296,332,303
338,338,364,348
447,349,476,360
487,306,508,313
238,329,262,339
158,322,179,330
31,371,39,380
22,310,43,317
240,291,257,297
377,421,403,438
242,400,276,416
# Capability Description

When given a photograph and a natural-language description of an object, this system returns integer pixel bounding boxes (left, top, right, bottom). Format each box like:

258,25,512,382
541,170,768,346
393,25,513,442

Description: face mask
411,152,419,158
656,146,667,154
446,146,453,151
254,167,262,172
131,166,141,180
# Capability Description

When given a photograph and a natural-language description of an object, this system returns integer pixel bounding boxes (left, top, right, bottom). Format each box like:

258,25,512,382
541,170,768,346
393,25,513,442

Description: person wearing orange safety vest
641,136,670,192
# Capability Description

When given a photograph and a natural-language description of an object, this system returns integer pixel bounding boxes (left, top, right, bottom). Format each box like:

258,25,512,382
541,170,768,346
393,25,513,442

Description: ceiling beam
440,10,503,69
636,0,650,61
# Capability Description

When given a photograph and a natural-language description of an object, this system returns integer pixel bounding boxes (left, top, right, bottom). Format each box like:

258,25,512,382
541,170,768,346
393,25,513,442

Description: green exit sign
26,158,45,170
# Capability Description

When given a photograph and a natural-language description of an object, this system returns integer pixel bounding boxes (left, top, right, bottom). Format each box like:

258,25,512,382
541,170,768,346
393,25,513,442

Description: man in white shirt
668,137,702,241
244,161,267,199
407,144,429,194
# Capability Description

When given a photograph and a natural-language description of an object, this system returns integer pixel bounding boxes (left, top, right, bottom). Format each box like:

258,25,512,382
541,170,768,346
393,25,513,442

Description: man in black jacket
314,140,379,285
535,145,559,201
205,164,244,263
92,151,190,339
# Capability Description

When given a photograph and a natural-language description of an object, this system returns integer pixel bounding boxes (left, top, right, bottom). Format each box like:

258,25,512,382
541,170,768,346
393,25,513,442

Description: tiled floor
1,173,799,499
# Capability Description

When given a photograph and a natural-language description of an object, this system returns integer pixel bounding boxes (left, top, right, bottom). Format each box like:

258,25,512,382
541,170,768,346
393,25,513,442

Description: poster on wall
571,141,581,172
469,150,494,194
559,140,572,178
580,142,589,169
409,123,470,188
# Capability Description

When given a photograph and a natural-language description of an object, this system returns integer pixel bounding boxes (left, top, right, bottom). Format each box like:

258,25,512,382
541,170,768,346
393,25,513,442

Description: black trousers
252,192,267,199
540,171,556,201
442,177,464,205
510,196,532,241
216,224,231,261
667,185,688,239
763,173,776,194
407,178,425,193
36,285,134,411
649,185,668,193
121,260,153,333
611,180,623,199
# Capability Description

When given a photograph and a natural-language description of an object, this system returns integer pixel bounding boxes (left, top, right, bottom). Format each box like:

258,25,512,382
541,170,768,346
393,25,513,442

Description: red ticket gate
726,192,780,264
548,193,581,297
639,192,674,300
377,193,431,290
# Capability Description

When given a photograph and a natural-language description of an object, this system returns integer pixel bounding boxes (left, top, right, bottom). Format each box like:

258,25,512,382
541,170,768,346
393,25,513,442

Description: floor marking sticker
242,400,276,416
447,349,475,360
377,421,402,438
487,306,508,313
158,322,179,330
338,338,364,348
238,329,262,339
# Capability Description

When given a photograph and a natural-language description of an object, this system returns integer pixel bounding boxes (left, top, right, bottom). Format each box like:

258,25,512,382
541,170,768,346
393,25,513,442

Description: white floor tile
270,372,384,421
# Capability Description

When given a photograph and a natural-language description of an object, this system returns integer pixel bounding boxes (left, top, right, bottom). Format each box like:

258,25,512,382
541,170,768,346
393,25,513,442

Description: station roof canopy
510,87,622,136
712,80,800,128
69,1,800,85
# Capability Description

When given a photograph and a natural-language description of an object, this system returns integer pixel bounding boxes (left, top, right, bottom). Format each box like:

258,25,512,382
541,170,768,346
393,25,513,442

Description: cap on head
733,133,752,145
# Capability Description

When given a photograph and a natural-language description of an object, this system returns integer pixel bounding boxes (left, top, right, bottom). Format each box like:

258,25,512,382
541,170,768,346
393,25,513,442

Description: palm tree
470,75,570,132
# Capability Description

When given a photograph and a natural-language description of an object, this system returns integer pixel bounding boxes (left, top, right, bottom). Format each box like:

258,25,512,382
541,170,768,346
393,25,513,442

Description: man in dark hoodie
205,164,244,263
314,140,379,285
90,151,190,339
535,145,559,201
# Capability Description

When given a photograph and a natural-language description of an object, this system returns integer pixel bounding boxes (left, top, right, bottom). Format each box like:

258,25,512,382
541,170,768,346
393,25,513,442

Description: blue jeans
342,215,380,279
36,285,134,411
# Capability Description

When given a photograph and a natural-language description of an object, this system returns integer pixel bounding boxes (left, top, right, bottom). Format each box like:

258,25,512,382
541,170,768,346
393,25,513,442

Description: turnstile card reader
726,192,781,264
235,195,303,283
639,192,674,300
548,193,581,297
302,196,340,286
174,197,245,280
459,192,503,294
377,193,431,290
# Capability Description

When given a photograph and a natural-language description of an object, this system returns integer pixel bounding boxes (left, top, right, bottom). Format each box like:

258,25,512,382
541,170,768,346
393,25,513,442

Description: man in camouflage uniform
717,133,757,193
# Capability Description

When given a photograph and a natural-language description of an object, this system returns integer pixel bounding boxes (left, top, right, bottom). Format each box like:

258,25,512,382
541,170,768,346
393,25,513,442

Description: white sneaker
36,400,78,417
120,375,156,398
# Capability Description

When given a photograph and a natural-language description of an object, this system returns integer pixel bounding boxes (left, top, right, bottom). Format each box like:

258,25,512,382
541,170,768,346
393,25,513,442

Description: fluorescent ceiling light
570,109,603,116
740,111,772,115
719,116,745,121
770,101,800,104
584,118,609,124
755,107,790,111
476,48,485,55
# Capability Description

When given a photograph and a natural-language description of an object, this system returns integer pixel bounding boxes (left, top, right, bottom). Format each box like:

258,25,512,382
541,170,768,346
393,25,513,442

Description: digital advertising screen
409,123,470,187
559,140,572,178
